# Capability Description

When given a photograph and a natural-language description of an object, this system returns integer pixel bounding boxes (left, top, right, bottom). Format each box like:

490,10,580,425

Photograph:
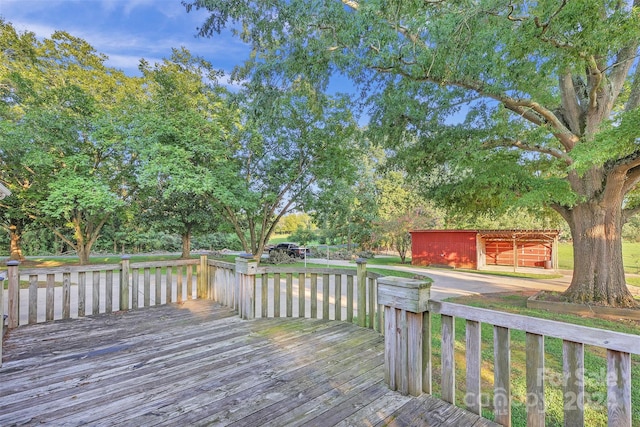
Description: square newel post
378,276,432,397
236,254,257,320
6,260,19,329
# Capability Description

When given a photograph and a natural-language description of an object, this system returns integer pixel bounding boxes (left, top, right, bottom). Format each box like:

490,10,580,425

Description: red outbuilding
410,229,559,271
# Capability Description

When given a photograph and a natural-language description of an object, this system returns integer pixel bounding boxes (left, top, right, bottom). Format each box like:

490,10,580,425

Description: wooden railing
377,277,640,427
211,256,383,330
2,256,202,328
429,300,639,426
3,255,639,426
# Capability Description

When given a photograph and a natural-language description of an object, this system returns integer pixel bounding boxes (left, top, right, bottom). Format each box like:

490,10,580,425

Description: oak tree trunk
181,232,191,259
77,244,90,265
9,225,24,261
562,200,636,307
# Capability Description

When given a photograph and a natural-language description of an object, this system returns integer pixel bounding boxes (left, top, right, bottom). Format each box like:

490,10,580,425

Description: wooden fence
2,255,640,426
3,257,202,328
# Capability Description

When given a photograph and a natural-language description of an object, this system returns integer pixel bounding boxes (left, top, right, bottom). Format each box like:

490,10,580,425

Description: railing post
120,255,130,311
378,276,432,397
356,258,367,327
236,255,257,320
7,260,19,329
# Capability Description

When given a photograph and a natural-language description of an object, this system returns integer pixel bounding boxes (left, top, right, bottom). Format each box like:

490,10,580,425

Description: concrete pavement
308,258,571,300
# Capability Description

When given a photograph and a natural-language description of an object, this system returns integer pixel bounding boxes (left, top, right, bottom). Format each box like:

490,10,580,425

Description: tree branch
484,138,573,164
622,164,640,195
558,71,583,135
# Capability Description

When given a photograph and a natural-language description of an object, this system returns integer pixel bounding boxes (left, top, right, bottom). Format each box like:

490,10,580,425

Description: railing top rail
18,263,121,275
130,259,199,269
257,266,359,275
14,258,202,276
430,300,640,354
207,259,235,269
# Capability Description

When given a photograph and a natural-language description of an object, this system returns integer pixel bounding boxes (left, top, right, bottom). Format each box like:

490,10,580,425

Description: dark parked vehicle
269,243,311,259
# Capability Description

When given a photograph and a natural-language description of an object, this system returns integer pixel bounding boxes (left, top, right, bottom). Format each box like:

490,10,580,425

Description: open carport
410,229,560,272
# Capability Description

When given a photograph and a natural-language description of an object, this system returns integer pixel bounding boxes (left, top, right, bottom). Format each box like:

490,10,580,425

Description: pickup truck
269,243,311,259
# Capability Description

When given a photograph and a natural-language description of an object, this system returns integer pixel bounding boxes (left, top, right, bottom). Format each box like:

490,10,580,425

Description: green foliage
0,21,141,263
289,226,316,246
275,213,313,234
221,78,361,257
186,0,640,303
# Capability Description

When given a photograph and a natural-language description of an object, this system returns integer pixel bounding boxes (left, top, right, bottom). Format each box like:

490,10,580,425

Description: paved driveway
308,258,571,300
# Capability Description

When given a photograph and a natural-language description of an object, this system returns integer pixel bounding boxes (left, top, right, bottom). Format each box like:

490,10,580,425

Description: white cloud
1,0,251,78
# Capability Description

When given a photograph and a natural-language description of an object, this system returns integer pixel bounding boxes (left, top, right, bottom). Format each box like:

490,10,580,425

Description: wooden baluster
28,274,37,324
120,256,130,311
62,272,71,319
347,274,354,323
310,272,318,319
441,315,455,403
131,268,139,309
465,319,482,415
46,273,55,321
177,266,183,304
334,274,342,321
286,273,293,317
78,271,86,317
105,270,113,313
274,272,281,318
493,326,511,426
526,332,545,427
298,272,306,318
607,349,631,427
186,264,193,300
166,266,172,304
322,273,329,319
155,268,162,305
144,267,151,307
563,340,584,427
93,271,100,315
356,259,366,327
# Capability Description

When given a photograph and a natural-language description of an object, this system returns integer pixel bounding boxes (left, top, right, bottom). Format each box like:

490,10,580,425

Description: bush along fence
2,255,640,426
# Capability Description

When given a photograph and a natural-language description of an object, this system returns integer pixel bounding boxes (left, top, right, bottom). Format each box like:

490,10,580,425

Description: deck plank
0,300,499,426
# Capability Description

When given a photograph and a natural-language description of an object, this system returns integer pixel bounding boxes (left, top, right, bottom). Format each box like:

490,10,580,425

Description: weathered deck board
0,300,499,426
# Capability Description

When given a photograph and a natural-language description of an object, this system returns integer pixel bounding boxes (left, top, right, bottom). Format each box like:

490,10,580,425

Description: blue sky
0,0,250,84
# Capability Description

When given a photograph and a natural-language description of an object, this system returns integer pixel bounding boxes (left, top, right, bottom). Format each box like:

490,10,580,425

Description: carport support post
120,255,130,311
378,276,432,397
236,255,257,320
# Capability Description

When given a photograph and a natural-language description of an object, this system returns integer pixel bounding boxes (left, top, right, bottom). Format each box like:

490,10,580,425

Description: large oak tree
187,0,640,306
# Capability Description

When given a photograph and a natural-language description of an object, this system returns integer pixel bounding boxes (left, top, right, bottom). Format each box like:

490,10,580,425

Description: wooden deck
0,300,498,426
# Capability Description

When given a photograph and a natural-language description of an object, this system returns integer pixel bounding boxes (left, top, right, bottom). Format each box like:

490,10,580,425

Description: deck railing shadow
2,254,640,426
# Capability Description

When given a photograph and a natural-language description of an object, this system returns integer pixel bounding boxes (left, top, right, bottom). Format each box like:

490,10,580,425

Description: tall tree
187,0,640,306
134,48,237,259
222,80,360,259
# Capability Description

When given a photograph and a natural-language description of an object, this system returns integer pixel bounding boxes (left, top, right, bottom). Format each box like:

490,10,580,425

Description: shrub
266,250,296,265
